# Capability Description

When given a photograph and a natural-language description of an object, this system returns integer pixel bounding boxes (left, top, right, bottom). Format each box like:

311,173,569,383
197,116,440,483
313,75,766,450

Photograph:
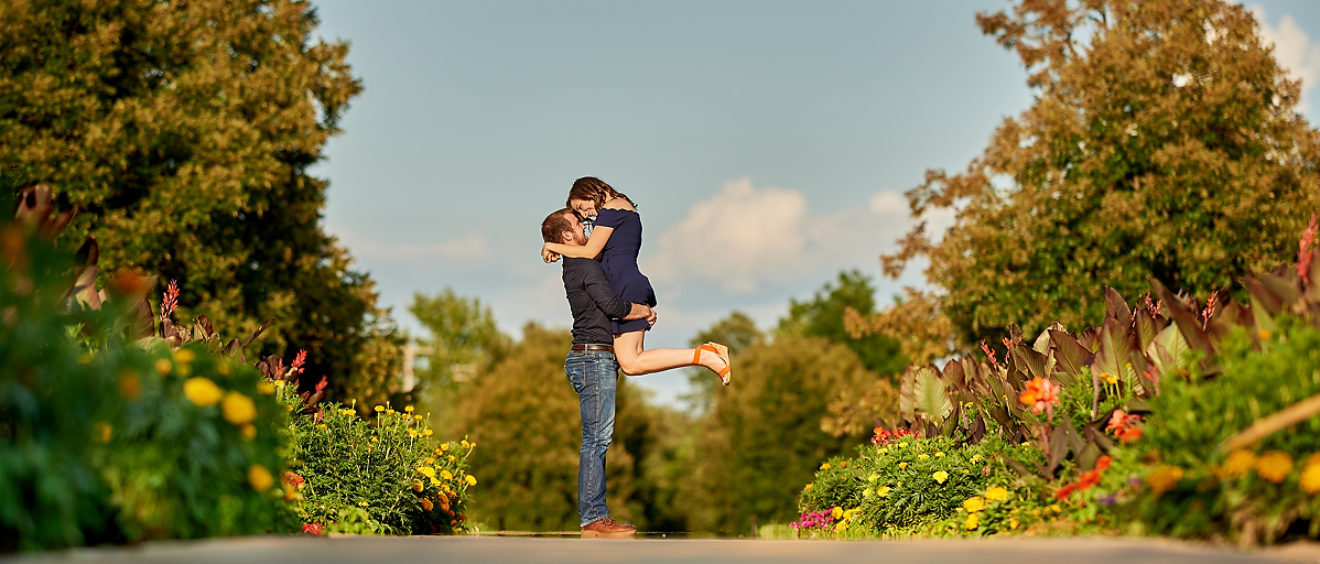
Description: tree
882,0,1320,349
452,323,644,531
409,289,509,388
683,336,874,534
0,0,383,398
776,270,907,376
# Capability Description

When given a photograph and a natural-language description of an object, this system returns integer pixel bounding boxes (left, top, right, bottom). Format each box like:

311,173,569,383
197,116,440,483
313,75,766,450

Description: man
541,207,654,539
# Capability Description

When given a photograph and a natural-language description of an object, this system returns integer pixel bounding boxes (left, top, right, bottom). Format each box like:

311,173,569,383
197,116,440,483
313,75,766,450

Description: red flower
302,523,324,535
1077,470,1102,491
161,279,180,320
292,349,308,374
1095,455,1113,472
1118,426,1143,444
1056,482,1079,500
283,472,305,488
1299,215,1317,284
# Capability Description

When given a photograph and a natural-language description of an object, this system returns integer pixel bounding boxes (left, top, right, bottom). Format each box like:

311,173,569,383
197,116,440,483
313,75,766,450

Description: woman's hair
566,176,635,211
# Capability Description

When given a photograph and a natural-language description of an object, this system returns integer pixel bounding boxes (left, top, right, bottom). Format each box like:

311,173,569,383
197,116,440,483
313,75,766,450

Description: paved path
7,536,1320,564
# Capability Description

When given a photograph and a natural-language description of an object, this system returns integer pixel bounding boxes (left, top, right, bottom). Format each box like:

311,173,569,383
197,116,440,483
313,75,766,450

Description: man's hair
541,208,575,244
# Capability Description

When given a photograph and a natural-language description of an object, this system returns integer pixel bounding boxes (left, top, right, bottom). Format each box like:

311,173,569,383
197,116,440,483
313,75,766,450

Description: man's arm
580,261,648,320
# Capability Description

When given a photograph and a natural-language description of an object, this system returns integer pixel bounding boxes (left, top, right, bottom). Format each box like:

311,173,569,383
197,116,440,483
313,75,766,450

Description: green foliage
777,270,907,376
687,311,766,411
409,289,509,429
0,230,294,550
1117,318,1320,543
684,336,875,534
883,0,1320,349
798,436,1051,537
283,393,475,535
0,0,395,405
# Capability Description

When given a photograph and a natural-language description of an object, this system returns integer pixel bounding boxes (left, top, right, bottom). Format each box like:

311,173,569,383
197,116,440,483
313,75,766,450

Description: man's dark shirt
562,257,629,345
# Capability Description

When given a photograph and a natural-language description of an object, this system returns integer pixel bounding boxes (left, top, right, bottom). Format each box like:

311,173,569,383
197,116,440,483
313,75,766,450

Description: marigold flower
898,462,908,470
875,486,891,497
984,486,1009,502
412,482,424,493
248,465,274,491
933,471,949,484
257,381,275,395
1103,372,1118,385
962,497,986,513
173,348,195,364
183,377,223,406
119,371,142,400
424,429,434,437
1256,450,1294,483
465,475,477,487
820,463,831,470
804,484,813,491
965,513,979,530
1056,482,1078,500
1300,456,1320,494
418,467,437,479
241,425,257,440
971,454,983,463
1077,470,1102,491
374,405,384,413
421,498,434,511
1219,449,1257,479
830,506,843,520
1145,465,1184,494
867,474,878,482
441,469,454,481
917,454,929,460
156,358,173,376
221,392,257,425
1118,426,1143,444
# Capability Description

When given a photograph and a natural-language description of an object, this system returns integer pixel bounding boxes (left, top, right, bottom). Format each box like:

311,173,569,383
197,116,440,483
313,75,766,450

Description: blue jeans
565,349,618,527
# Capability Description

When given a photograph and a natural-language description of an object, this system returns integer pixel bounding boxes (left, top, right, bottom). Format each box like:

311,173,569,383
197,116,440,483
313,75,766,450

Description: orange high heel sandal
693,342,732,386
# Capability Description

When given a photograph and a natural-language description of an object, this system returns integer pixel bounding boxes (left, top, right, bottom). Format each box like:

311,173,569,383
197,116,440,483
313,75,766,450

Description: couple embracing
539,177,732,538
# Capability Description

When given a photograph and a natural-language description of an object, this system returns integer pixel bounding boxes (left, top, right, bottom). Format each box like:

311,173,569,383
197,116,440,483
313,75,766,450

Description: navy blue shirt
561,257,629,345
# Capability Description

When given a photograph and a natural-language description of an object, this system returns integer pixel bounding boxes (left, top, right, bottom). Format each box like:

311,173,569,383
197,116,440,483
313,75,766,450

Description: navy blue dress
594,208,656,335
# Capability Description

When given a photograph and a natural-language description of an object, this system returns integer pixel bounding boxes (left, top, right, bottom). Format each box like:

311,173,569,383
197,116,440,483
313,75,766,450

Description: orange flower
1095,455,1113,472
1145,465,1184,494
1118,426,1143,444
421,498,434,511
1056,482,1078,500
1256,451,1294,484
1077,470,1102,491
1019,377,1060,416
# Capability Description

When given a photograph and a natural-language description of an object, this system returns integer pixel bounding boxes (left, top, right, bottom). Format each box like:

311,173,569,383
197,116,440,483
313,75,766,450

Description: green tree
452,323,644,531
0,0,383,398
777,270,907,376
409,289,509,388
683,336,874,534
883,0,1320,349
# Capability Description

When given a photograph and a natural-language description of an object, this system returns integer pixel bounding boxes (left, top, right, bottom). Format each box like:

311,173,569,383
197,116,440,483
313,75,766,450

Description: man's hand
542,243,561,263
646,307,658,327
624,303,652,321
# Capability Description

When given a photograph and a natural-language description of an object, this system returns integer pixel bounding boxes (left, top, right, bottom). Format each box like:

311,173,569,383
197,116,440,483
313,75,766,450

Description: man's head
541,207,587,246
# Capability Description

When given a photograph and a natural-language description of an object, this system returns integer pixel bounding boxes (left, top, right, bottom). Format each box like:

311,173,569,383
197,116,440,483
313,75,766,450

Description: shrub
281,393,476,535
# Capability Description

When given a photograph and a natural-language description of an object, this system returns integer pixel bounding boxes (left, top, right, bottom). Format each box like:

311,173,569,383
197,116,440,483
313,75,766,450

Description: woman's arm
542,226,614,261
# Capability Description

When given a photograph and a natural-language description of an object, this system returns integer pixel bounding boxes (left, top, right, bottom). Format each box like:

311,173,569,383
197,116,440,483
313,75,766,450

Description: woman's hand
542,243,561,263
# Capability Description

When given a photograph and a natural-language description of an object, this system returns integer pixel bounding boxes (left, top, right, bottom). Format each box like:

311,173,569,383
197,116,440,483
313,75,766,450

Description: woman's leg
613,330,726,377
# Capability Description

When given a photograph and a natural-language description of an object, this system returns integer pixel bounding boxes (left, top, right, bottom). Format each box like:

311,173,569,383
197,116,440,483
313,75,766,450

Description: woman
543,177,732,385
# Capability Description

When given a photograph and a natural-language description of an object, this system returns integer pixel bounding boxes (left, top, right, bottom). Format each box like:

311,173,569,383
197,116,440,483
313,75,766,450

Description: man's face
563,212,588,246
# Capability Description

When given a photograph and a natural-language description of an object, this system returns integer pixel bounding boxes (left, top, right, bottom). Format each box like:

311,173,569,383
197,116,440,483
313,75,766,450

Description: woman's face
569,197,597,218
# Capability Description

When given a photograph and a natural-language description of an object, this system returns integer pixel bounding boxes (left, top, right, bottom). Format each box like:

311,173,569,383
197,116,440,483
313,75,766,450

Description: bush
282,394,476,535
1117,318,1320,543
797,434,1051,537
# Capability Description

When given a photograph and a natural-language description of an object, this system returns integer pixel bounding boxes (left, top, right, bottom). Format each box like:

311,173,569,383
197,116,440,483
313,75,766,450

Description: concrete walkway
7,536,1320,564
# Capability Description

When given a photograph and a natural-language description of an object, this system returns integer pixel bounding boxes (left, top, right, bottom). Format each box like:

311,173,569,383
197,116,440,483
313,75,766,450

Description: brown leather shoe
580,517,637,539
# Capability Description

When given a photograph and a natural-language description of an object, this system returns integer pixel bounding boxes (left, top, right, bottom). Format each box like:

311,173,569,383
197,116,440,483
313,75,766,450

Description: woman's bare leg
613,330,726,377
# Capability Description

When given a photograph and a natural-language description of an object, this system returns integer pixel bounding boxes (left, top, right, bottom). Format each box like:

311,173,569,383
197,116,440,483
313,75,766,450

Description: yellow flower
414,415,423,421
917,454,930,460
964,513,979,530
1218,449,1257,479
173,348,195,364
834,521,847,532
1258,329,1272,340
465,475,477,487
374,405,384,413
1103,372,1118,385
426,457,436,464
830,506,843,520
803,484,813,491
1256,450,1294,483
863,488,873,498
248,465,274,491
984,486,1009,502
1300,455,1320,494
241,424,257,439
274,379,287,388
119,371,141,400
420,497,434,511
370,436,379,443
935,452,945,458
1048,504,1062,513
155,358,172,375
183,377,223,406
221,392,257,425
933,471,949,484
417,467,436,479
441,470,454,481
897,442,908,448
1146,465,1184,494
257,381,275,395
1009,518,1020,530
439,443,450,452
317,424,328,430
405,405,415,413
448,455,455,462
875,486,891,498
962,496,986,513
461,440,471,449
424,429,433,437
386,409,396,415
867,473,878,482
820,463,832,470
971,454,983,463
412,482,424,493
217,361,231,375
95,422,113,443
898,462,908,470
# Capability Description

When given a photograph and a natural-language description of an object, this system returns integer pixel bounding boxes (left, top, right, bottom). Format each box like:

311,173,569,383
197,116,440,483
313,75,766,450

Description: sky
307,0,1320,409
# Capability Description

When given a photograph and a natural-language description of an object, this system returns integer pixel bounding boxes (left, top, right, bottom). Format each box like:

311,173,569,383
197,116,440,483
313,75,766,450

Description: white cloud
643,177,941,294
1251,6,1320,114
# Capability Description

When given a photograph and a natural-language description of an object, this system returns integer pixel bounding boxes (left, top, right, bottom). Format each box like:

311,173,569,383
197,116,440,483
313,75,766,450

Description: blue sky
308,1,1320,408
